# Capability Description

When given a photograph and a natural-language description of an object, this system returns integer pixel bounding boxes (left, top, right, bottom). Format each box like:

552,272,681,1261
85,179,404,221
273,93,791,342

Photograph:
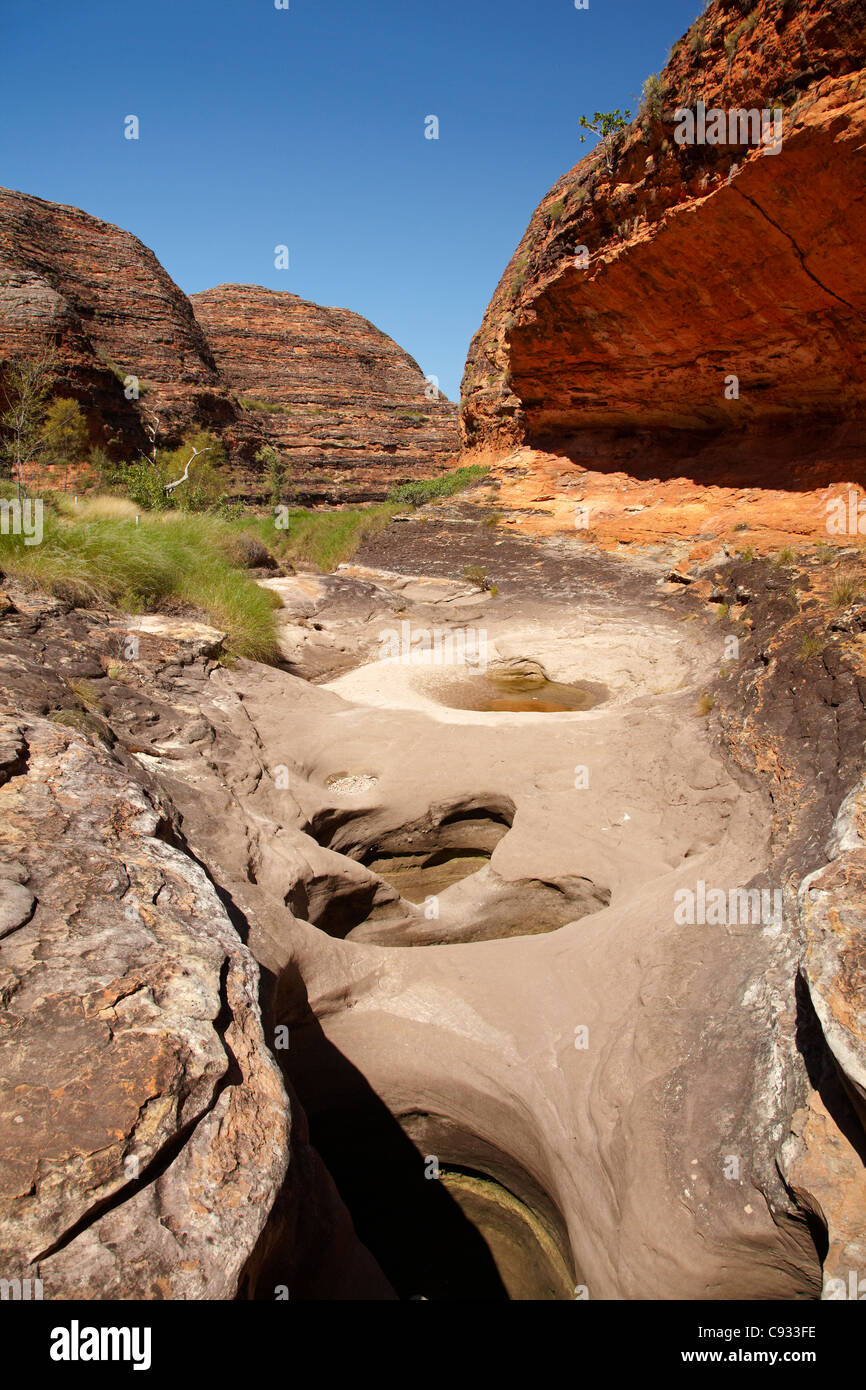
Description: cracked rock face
0,714,290,1298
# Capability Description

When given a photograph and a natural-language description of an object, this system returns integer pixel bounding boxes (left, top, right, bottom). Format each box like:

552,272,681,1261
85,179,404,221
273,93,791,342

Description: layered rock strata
461,0,866,487
191,285,458,503
0,189,459,499
0,187,234,460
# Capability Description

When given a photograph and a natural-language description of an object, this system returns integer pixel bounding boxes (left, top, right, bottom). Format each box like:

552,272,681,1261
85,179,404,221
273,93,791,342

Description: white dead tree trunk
163,443,210,494
137,412,209,497
140,410,160,468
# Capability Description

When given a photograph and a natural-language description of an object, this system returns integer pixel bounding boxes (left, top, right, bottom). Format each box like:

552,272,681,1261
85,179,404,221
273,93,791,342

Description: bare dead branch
140,410,160,469
163,444,210,494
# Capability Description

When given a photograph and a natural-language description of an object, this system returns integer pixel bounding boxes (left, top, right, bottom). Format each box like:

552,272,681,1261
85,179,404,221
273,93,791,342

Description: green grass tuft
798,633,824,660
238,397,292,414
831,575,862,608
386,465,489,509
0,505,281,662
245,504,399,572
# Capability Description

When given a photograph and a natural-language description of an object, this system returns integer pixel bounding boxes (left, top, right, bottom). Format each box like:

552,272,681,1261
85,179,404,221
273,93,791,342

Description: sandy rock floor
194,544,824,1298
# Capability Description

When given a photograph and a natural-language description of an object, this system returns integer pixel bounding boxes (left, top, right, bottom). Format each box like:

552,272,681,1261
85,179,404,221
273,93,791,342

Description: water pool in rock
416,670,608,713
364,848,492,902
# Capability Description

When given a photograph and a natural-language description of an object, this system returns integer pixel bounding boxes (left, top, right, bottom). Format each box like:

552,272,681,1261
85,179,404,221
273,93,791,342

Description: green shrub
771,546,796,566
831,576,861,607
798,633,824,660
578,109,632,175
387,465,489,509
43,397,88,465
248,504,399,572
256,444,288,508
688,18,706,54
117,431,230,513
161,431,228,512
463,564,494,591
726,11,759,57
239,397,292,414
124,461,171,511
87,445,117,487
641,73,664,120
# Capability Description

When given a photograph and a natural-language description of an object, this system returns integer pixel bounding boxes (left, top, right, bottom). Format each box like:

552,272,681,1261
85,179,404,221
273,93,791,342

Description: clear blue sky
1,0,700,401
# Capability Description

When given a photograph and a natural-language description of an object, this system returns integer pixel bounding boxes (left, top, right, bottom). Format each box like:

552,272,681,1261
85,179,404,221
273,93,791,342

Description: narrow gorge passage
3,0,865,1330
185,528,822,1300
0,516,837,1304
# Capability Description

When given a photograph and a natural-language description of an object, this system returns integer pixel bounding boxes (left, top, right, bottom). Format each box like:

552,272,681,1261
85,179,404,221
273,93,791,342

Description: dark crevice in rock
731,185,859,313
279,1011,572,1299
0,724,29,785
795,970,866,1168
154,814,252,947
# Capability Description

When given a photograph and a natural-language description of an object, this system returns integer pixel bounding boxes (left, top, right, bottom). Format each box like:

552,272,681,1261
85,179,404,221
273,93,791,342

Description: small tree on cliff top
579,109,632,175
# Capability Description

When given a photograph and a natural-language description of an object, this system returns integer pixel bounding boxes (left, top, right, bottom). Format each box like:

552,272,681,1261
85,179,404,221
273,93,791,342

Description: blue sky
1,0,700,400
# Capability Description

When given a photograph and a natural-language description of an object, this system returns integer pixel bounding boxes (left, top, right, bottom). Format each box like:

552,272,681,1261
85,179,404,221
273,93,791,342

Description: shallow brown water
419,672,608,713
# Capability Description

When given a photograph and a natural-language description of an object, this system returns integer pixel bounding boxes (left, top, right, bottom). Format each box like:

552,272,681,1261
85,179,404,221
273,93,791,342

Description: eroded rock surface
0,714,288,1297
461,0,866,489
0,544,838,1298
0,601,393,1299
2,495,866,1299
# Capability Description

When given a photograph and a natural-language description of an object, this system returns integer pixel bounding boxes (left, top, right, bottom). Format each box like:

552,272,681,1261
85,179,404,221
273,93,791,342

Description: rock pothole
306,796,515,861
300,795,610,946
363,847,493,900
413,667,609,713
268,1023,577,1301
324,615,694,720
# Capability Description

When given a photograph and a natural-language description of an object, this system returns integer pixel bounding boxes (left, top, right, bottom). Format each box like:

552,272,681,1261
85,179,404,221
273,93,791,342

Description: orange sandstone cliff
461,0,866,492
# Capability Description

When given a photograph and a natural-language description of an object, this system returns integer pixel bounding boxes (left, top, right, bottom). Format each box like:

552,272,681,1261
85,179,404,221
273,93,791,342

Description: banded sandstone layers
461,0,866,487
0,187,235,461
0,189,459,500
191,285,459,503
